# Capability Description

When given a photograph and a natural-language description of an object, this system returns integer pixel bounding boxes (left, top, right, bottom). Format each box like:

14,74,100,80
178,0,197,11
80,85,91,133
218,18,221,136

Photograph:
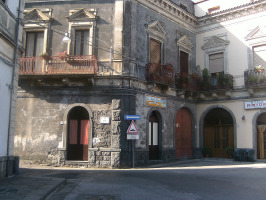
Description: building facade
15,0,266,168
0,0,24,178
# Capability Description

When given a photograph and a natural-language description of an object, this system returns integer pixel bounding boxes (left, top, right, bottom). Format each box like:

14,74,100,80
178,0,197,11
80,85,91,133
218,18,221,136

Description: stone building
0,0,24,178
15,0,266,168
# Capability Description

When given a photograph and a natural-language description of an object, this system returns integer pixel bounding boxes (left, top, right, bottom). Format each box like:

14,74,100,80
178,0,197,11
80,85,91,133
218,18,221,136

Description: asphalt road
32,160,266,200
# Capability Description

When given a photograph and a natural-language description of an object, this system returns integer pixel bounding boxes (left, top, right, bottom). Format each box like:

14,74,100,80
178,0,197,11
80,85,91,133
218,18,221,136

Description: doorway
175,108,192,159
203,108,234,158
67,106,89,161
149,111,161,160
257,113,266,159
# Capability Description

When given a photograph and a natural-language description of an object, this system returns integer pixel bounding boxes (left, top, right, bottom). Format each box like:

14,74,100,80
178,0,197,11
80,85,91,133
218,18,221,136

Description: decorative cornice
24,8,52,23
197,1,266,27
147,20,167,40
202,36,229,50
245,25,266,40
177,35,193,51
67,9,98,22
136,0,197,30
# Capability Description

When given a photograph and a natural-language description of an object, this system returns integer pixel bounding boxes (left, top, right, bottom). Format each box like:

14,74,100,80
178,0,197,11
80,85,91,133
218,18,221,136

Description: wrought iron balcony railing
175,72,200,91
200,72,234,91
145,63,174,86
244,69,266,87
19,55,97,75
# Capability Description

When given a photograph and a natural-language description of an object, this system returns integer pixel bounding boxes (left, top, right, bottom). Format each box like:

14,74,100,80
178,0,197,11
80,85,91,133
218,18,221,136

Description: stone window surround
147,21,166,65
177,34,193,73
247,41,266,70
202,33,229,74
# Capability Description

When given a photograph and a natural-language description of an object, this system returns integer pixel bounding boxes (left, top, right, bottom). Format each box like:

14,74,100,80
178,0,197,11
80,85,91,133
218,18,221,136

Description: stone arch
146,107,163,160
199,105,237,151
252,109,266,159
60,103,93,151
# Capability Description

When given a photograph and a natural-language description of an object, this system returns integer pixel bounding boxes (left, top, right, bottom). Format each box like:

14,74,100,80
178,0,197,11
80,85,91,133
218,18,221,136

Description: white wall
0,61,12,157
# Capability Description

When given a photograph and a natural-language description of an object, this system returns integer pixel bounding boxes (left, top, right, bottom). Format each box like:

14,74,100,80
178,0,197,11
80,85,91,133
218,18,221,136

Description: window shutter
150,38,161,64
180,51,189,73
253,45,266,68
209,53,224,73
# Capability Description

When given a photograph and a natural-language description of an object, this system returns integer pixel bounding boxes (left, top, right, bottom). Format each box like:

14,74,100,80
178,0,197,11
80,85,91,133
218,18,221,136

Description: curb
23,177,66,200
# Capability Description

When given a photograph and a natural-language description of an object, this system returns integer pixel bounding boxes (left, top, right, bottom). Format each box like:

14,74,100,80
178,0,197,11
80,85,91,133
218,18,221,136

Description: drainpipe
6,0,22,166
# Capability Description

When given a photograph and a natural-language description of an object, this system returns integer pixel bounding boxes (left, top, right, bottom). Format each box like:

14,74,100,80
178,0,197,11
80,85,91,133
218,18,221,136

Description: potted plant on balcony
254,65,263,73
200,68,210,90
39,52,51,60
58,51,69,60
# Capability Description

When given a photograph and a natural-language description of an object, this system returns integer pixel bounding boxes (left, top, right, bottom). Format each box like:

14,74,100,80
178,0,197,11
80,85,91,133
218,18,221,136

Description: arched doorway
149,111,161,160
257,113,266,159
203,108,234,158
67,106,89,161
175,108,192,159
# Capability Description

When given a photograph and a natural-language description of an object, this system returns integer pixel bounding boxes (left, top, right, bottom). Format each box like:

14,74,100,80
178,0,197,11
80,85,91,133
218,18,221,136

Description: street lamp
62,32,71,43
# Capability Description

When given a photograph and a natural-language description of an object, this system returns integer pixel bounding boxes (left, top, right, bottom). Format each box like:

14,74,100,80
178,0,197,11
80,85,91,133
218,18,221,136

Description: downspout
7,0,22,159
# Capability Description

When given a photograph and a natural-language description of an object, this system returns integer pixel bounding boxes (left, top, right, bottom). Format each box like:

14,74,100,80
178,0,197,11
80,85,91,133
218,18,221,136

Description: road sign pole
132,140,135,168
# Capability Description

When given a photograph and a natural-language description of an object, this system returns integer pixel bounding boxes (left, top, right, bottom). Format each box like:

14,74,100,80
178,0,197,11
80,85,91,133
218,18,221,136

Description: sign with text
245,100,266,110
124,115,141,120
127,120,139,140
145,94,166,108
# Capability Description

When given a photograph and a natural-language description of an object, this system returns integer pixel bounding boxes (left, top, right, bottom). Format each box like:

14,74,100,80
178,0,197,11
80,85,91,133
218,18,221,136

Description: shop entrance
149,111,161,160
203,108,234,158
175,108,192,159
257,113,266,159
67,106,89,161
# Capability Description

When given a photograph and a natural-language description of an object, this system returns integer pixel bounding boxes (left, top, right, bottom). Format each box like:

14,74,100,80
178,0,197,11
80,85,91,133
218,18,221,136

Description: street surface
23,160,266,200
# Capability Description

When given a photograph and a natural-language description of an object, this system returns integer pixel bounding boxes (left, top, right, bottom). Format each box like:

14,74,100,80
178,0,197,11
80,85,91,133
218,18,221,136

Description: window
253,45,266,68
74,30,90,56
25,31,44,57
208,6,220,15
150,38,161,64
180,51,189,73
209,53,224,86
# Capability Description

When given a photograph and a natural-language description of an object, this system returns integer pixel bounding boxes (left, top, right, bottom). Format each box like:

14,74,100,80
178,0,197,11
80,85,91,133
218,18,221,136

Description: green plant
39,52,48,57
248,75,258,83
202,146,211,157
200,68,210,90
226,146,234,157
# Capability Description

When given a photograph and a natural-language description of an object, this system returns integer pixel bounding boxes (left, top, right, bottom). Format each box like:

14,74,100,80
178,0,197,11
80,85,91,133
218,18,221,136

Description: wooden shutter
150,38,161,64
209,53,224,73
180,51,189,73
253,45,266,68
75,30,89,55
26,32,44,57
80,120,89,145
69,120,78,144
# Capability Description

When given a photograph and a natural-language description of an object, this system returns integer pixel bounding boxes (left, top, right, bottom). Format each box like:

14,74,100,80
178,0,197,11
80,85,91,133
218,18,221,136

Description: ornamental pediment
245,25,266,41
202,36,229,50
24,9,52,22
177,35,193,50
147,21,167,39
67,9,98,21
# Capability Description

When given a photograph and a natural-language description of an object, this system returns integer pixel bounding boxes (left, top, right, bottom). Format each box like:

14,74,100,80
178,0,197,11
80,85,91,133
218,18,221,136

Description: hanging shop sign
245,100,266,110
145,94,166,108
127,120,139,140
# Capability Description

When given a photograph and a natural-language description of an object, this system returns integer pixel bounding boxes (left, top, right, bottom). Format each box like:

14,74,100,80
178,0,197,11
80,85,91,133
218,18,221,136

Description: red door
175,108,192,159
68,119,89,161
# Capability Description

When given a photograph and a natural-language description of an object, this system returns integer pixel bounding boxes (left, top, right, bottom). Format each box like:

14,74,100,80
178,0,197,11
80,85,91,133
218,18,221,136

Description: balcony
175,72,200,91
146,63,174,86
244,69,266,88
200,72,234,91
19,55,97,76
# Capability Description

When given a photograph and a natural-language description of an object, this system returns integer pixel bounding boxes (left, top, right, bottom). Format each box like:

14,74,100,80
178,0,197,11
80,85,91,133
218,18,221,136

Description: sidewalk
0,168,66,200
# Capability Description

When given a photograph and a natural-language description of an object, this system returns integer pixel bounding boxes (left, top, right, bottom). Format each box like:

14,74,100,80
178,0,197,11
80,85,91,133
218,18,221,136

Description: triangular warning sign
126,120,139,134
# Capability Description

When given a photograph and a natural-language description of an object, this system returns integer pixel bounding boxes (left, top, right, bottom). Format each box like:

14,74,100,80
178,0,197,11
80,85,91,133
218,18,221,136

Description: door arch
149,111,161,160
257,113,266,159
175,108,192,159
67,106,89,161
203,108,234,158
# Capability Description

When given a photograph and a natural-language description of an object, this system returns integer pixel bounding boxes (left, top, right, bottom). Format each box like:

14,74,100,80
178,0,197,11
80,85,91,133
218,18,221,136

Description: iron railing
244,69,266,87
175,72,200,91
146,63,174,86
20,55,97,75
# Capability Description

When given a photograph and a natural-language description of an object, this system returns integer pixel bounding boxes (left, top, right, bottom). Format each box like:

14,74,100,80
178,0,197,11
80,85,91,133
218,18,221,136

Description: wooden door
68,119,89,161
175,108,192,159
180,51,189,73
204,125,233,158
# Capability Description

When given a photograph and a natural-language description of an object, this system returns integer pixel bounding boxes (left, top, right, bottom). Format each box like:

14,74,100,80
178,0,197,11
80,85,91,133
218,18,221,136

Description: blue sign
124,115,141,120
